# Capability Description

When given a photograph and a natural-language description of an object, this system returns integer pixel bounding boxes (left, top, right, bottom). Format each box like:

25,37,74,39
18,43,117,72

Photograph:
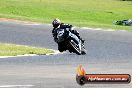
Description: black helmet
52,18,61,28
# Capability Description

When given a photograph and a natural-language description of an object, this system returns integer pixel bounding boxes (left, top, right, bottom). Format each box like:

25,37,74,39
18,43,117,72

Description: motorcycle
56,28,86,55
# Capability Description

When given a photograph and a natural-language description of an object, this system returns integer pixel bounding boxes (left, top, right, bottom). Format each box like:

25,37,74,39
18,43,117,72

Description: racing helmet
52,18,61,28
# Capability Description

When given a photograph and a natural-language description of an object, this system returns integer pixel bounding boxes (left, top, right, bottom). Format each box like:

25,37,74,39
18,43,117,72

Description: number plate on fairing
57,29,64,37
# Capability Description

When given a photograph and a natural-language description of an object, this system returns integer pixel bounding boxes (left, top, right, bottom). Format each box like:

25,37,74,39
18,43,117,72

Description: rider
52,18,84,52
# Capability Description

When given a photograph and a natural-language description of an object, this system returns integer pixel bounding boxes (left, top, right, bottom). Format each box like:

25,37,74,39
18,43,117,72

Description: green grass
0,43,54,56
0,0,132,30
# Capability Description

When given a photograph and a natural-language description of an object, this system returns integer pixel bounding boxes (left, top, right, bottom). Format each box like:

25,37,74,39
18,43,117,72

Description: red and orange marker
76,65,131,85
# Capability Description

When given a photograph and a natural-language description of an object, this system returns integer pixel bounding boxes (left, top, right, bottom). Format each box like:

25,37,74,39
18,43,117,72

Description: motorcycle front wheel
69,40,82,55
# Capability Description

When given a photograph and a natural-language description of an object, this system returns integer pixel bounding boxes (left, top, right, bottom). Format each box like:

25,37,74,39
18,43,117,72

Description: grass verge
0,43,54,56
0,0,132,30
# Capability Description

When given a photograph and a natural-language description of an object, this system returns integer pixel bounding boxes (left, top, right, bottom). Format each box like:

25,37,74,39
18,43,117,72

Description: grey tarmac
0,20,132,88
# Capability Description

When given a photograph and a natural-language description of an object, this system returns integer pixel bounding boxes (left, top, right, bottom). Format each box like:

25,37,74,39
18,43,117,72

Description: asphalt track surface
0,20,132,88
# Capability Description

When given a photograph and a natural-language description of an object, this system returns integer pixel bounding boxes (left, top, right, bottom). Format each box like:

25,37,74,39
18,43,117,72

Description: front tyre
81,43,86,55
69,40,82,55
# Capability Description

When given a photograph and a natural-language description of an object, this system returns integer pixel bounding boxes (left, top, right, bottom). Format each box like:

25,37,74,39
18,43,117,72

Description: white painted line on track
23,23,42,25
80,27,127,32
0,49,61,58
0,85,34,88
0,18,129,32
0,54,39,58
46,49,64,55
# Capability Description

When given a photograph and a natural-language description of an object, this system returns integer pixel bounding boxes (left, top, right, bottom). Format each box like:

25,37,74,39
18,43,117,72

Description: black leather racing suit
52,23,82,52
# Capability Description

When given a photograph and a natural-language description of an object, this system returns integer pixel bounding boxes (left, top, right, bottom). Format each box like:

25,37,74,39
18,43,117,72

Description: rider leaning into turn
52,18,84,52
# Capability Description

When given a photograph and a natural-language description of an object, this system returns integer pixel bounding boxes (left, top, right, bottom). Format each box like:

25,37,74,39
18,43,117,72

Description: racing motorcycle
56,28,86,55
